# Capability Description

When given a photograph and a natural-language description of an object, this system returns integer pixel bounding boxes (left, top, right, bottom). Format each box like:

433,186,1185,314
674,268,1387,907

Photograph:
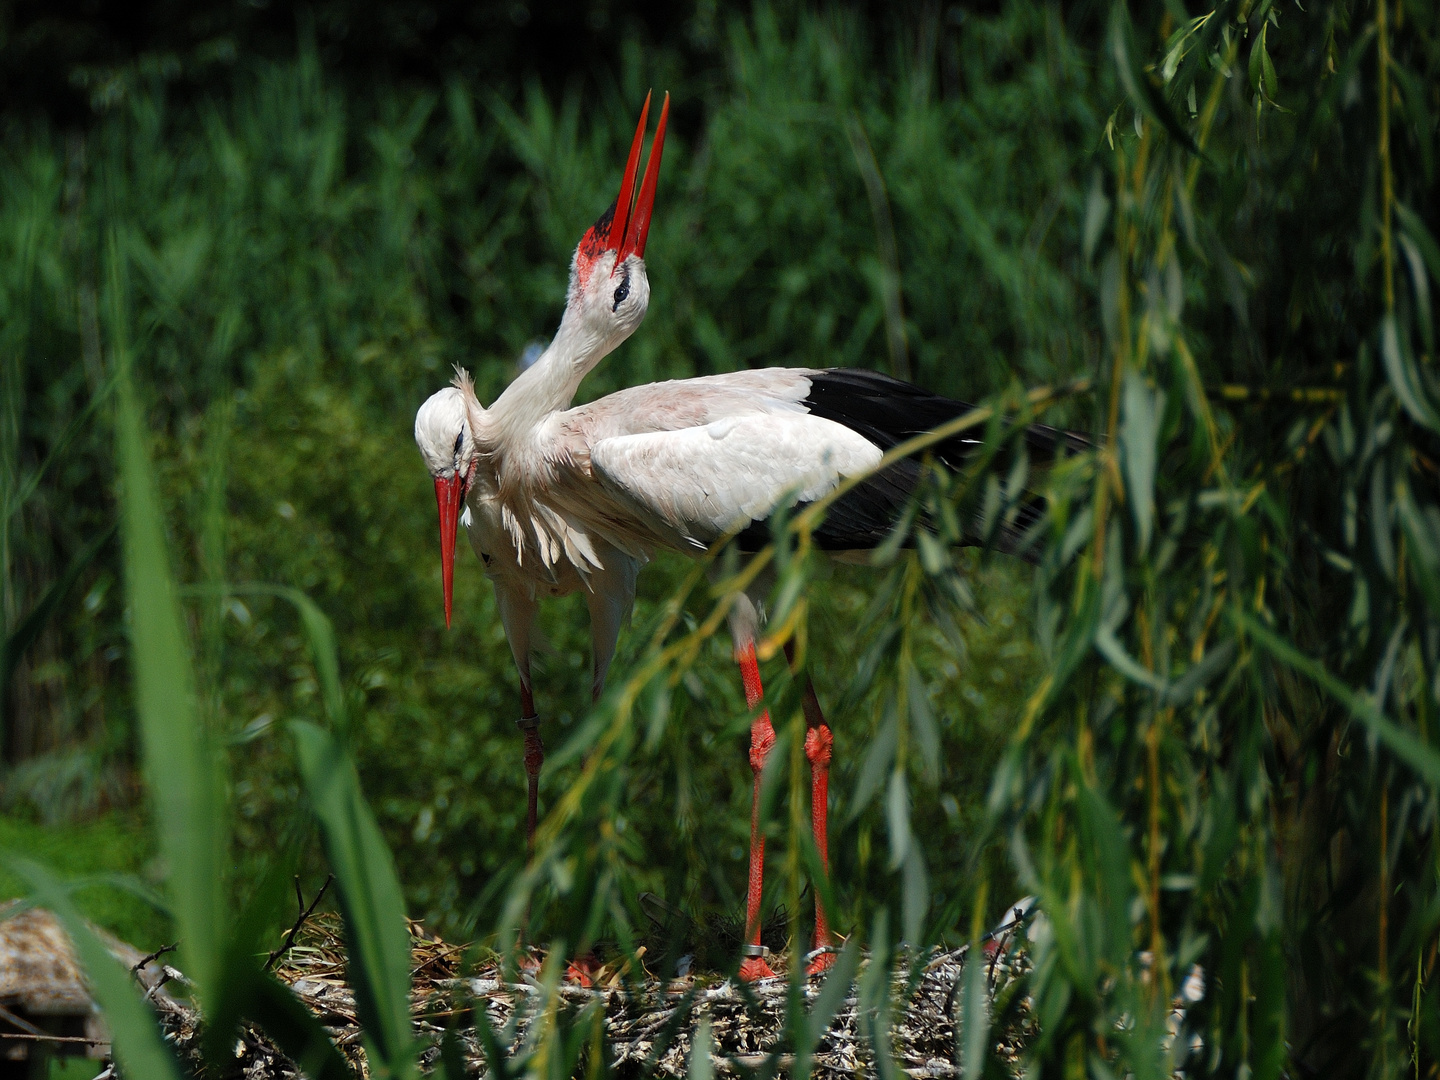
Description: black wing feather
736,368,1089,558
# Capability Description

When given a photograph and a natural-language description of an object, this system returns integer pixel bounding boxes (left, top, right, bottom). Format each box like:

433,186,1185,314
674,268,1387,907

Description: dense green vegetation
0,812,163,947
1,4,1092,939
2,0,1438,1076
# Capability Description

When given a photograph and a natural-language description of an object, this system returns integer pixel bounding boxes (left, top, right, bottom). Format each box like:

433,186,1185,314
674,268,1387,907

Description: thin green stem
1378,0,1395,312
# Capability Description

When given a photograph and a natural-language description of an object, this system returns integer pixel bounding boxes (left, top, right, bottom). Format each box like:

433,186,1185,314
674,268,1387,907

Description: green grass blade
237,967,358,1080
1238,610,1440,785
688,1017,713,1080
3,853,182,1080
1,364,120,523
795,939,860,1079
200,861,355,1079
958,942,989,1079
438,1024,467,1080
0,522,116,715
110,242,226,1001
1120,371,1162,553
292,720,416,1078
182,582,349,733
246,584,347,731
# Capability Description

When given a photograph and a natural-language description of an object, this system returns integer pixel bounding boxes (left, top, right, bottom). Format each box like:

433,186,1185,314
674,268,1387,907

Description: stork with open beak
415,93,667,862
416,94,1089,980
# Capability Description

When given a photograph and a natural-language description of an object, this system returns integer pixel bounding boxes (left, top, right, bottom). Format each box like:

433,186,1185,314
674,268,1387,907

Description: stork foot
565,954,601,987
805,949,837,977
738,956,778,981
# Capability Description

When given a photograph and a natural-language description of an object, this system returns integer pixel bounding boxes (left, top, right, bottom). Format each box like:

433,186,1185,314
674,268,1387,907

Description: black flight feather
735,368,1089,558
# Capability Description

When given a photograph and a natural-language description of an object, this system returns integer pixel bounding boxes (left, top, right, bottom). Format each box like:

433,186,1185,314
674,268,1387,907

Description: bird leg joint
804,724,833,770
521,725,545,779
749,716,776,773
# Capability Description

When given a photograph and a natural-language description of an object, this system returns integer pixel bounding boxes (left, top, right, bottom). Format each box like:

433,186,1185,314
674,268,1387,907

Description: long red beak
607,91,671,268
605,92,651,252
620,91,669,262
434,473,465,629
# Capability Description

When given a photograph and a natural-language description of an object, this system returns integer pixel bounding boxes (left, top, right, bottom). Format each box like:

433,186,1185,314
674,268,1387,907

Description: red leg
804,715,835,974
518,682,544,860
515,683,544,962
784,643,837,973
737,643,777,980
790,655,836,975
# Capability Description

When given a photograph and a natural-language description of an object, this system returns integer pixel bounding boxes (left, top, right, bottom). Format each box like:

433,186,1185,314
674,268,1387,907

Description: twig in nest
266,874,334,972
143,970,177,1004
133,942,179,973
0,1003,50,1037
133,943,184,1003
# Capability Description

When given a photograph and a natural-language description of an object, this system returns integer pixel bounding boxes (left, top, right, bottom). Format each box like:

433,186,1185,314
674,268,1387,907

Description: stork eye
612,280,630,310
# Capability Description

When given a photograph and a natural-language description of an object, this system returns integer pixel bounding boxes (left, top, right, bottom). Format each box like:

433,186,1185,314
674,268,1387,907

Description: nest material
0,905,96,1016
143,912,1035,1079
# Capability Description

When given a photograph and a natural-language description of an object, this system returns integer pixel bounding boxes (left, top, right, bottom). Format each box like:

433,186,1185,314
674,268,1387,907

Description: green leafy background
1,1,1438,1075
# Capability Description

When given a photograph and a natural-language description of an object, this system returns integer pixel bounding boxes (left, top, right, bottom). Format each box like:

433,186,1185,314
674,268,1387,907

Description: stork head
414,370,479,628
564,91,670,350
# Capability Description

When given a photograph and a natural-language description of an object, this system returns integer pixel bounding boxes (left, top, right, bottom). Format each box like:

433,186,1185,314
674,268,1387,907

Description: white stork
415,93,666,859
415,94,1087,979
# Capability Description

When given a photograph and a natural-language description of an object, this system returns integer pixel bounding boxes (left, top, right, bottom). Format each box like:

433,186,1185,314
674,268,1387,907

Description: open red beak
606,90,670,268
434,472,466,629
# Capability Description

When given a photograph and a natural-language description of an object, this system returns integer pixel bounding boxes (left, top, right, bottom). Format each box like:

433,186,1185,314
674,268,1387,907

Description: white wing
587,412,883,547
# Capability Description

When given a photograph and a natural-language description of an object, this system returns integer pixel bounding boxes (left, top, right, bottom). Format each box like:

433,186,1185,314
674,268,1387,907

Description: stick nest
141,913,1036,1079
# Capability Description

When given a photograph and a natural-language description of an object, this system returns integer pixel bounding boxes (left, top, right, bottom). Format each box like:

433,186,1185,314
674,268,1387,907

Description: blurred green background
9,2,1440,1074
0,0,1104,948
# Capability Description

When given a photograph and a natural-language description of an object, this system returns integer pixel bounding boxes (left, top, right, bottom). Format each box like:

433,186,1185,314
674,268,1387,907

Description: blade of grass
109,236,226,1002
1,365,120,524
239,584,347,731
958,942,990,1078
689,1017,714,1080
292,719,416,1079
3,853,182,1080
1237,610,1440,785
0,523,116,724
795,939,861,1080
182,581,348,733
201,859,354,1079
